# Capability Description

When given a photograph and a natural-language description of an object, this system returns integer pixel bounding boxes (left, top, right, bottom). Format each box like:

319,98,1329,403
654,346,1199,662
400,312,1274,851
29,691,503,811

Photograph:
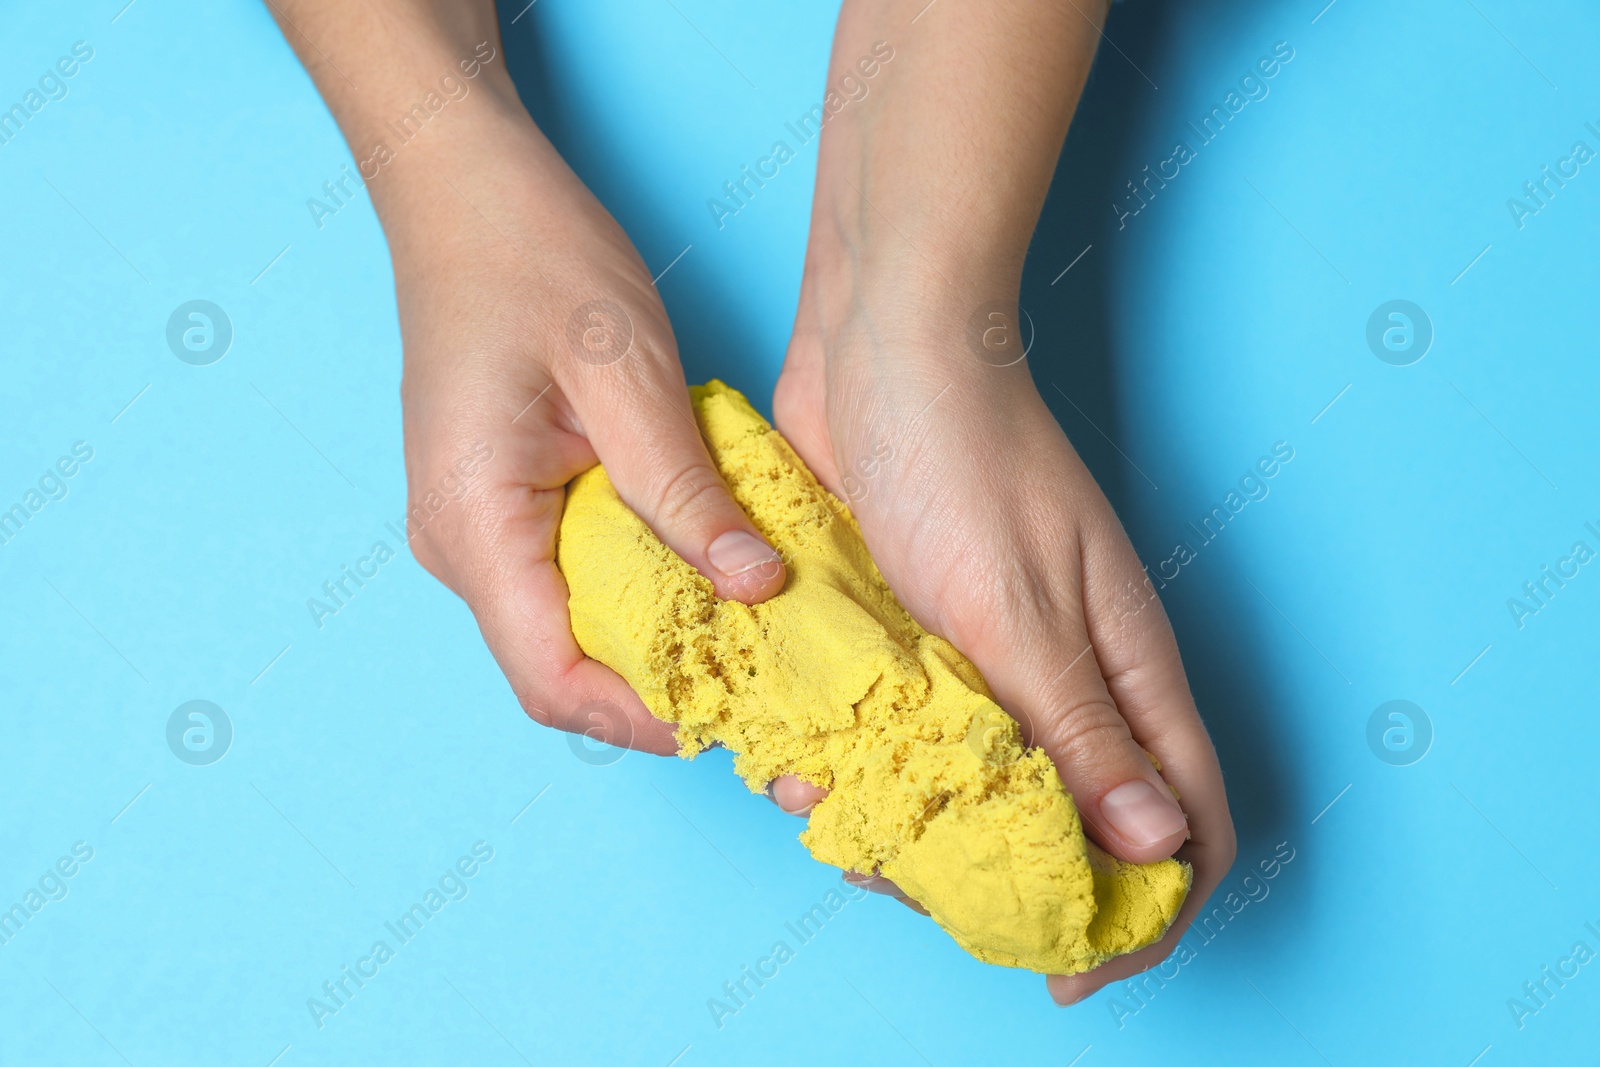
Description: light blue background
2,0,1596,1063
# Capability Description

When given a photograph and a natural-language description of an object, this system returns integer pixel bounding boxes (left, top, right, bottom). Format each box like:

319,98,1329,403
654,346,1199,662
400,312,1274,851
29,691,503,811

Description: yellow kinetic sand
557,381,1190,974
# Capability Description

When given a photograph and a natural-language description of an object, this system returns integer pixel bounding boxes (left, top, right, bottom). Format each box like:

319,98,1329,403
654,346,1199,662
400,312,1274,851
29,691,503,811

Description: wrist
271,0,516,139
348,77,584,279
330,44,522,197
800,217,1028,363
274,0,527,226
803,124,1039,311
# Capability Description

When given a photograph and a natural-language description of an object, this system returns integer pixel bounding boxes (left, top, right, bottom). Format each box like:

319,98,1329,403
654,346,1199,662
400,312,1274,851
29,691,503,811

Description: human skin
268,0,1234,1005
766,0,1237,1003
265,0,780,756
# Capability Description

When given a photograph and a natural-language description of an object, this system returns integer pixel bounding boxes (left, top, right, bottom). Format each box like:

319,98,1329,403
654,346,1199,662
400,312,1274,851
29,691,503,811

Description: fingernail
1099,779,1188,848
707,530,781,578
764,793,811,815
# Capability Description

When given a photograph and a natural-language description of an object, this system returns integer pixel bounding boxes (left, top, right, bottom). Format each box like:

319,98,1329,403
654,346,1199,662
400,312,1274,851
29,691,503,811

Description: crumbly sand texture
558,381,1190,973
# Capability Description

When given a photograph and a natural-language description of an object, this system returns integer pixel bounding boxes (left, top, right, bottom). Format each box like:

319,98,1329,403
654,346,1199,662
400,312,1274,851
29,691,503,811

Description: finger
955,528,1189,864
769,781,931,916
899,896,930,917
407,422,679,757
1045,929,1182,1005
1036,523,1235,1005
1043,831,1235,1004
470,527,680,757
562,305,787,605
1080,512,1238,884
772,277,844,494
765,778,929,912
1080,517,1236,868
842,871,905,897
842,872,929,915
767,777,928,913
766,774,829,815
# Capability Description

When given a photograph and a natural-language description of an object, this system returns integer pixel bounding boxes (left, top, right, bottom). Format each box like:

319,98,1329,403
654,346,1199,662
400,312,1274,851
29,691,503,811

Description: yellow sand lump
558,381,1190,974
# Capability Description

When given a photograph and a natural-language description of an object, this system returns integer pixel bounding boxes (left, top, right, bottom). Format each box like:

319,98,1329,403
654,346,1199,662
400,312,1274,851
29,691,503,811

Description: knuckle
1035,700,1135,771
567,698,636,746
401,471,506,597
402,514,478,600
936,549,1032,650
407,526,447,578
501,662,564,731
514,689,556,730
649,461,729,532
1216,828,1239,868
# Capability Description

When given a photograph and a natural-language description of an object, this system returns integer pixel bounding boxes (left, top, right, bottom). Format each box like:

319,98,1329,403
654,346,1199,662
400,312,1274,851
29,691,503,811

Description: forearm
809,0,1105,300
264,1,532,235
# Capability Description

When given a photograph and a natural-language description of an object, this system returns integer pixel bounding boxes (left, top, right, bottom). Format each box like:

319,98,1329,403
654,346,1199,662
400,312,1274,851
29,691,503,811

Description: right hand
382,99,786,754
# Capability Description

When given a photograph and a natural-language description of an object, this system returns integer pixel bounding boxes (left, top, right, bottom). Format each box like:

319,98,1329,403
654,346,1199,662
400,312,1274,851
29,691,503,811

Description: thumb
996,595,1190,866
569,350,786,605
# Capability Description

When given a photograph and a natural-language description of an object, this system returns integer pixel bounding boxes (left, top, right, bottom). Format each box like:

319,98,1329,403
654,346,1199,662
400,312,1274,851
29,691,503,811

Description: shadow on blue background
1022,1,1296,867
1,0,1596,1064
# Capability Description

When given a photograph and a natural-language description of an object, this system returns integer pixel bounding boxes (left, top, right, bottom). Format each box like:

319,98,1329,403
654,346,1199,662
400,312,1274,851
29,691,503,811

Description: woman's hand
771,284,1235,1002
387,104,787,753
767,0,1235,1002
265,0,785,754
